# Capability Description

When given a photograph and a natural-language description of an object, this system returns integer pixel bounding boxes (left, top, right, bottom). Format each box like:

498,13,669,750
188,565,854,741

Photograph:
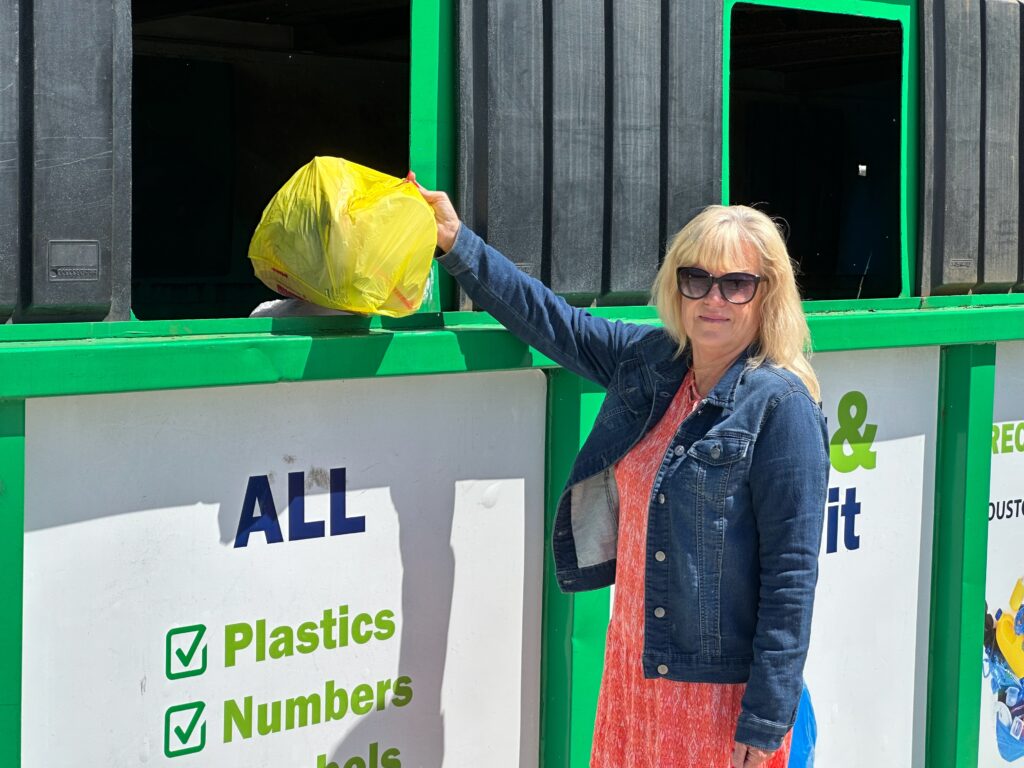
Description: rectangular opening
728,4,904,300
131,0,411,320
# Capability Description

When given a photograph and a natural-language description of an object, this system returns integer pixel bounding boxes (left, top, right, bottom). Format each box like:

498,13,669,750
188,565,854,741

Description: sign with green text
22,372,546,767
805,347,939,767
981,342,1024,767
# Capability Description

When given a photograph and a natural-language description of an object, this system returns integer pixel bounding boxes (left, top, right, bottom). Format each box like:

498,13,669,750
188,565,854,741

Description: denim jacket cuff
734,710,791,752
435,222,477,276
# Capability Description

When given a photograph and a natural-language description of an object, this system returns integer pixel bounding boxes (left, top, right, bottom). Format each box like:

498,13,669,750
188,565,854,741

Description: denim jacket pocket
688,437,751,513
687,433,750,467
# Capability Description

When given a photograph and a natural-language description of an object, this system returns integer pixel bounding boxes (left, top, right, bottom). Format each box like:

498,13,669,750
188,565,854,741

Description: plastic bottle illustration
984,578,1024,762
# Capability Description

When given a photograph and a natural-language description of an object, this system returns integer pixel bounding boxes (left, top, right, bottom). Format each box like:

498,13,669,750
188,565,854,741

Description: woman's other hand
407,171,460,253
731,742,774,767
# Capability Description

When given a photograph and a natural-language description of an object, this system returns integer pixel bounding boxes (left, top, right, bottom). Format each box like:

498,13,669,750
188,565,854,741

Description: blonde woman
418,182,829,768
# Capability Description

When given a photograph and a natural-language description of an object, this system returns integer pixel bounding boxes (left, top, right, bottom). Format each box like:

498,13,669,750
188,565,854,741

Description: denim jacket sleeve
435,224,655,389
735,389,829,752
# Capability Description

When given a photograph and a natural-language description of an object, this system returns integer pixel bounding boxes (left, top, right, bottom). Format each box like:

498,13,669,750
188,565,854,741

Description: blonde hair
651,205,820,402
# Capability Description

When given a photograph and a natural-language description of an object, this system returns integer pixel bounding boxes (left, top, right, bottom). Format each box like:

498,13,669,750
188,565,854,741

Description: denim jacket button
654,550,666,562
657,664,669,675
674,445,685,457
654,607,666,618
710,445,722,459
657,493,666,504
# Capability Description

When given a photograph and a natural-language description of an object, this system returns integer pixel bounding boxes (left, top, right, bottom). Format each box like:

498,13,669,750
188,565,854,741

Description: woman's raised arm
415,178,655,389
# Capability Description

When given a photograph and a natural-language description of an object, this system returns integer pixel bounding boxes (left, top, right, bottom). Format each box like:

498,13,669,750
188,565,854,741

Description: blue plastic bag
788,683,817,768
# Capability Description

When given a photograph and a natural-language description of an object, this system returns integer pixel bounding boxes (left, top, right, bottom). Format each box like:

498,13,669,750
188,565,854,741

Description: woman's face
678,245,764,360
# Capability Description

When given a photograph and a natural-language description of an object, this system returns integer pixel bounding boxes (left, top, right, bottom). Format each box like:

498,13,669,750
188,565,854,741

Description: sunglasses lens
677,268,760,303
720,274,758,304
678,269,712,299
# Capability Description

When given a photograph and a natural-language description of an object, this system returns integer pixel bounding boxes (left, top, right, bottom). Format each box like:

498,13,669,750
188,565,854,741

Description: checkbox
166,624,207,680
164,700,206,758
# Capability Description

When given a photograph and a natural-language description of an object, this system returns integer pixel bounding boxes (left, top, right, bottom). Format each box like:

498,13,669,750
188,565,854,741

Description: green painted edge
0,308,662,344
804,297,922,313
540,370,580,768
926,344,995,768
568,386,612,768
904,2,919,295
806,306,1024,352
722,0,915,298
0,328,549,399
0,401,24,768
11,294,1024,347
4,306,1024,399
409,0,456,311
922,293,1024,308
722,0,733,203
0,313,446,343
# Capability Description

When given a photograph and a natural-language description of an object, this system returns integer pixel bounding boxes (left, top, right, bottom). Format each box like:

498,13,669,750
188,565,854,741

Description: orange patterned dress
590,370,792,768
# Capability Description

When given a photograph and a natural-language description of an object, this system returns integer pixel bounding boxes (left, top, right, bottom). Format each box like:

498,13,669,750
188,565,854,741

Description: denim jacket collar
638,334,757,413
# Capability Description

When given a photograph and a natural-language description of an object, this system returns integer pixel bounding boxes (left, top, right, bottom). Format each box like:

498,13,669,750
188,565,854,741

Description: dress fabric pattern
591,371,792,768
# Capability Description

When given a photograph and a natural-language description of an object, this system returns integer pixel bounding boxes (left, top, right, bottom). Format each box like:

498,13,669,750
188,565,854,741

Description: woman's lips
699,315,729,323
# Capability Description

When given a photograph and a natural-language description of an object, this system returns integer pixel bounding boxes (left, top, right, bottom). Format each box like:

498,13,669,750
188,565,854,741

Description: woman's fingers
407,170,460,253
746,747,770,767
731,742,773,767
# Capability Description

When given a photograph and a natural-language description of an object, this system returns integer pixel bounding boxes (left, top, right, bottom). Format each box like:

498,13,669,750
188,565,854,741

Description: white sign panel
805,347,939,768
22,371,546,768
980,342,1024,766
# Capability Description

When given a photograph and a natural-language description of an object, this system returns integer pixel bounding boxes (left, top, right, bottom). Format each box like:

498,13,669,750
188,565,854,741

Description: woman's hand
731,742,774,767
407,171,460,253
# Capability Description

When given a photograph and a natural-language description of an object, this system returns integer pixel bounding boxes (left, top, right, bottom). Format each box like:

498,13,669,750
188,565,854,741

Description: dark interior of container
729,5,903,300
131,0,410,319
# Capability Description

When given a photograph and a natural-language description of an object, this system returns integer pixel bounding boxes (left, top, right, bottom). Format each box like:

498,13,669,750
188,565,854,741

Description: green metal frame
3,300,1024,399
2,304,1017,768
0,401,24,768
541,373,578,768
410,0,456,312
542,372,613,768
927,345,995,768
722,0,918,301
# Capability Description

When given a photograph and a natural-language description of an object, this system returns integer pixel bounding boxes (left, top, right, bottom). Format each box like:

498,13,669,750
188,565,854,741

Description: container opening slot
131,0,411,319
729,4,903,300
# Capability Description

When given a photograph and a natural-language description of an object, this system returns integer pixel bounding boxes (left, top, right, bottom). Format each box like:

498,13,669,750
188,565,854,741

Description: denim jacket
438,225,830,751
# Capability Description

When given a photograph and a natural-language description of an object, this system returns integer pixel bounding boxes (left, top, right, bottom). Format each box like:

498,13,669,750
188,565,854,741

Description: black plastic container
458,0,719,306
0,0,19,321
3,0,131,322
921,0,1024,294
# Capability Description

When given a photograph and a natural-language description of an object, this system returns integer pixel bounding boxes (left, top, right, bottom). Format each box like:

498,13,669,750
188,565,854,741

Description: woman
418,182,829,768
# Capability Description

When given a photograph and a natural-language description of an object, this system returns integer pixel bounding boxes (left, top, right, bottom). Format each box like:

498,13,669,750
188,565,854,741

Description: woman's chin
689,330,757,360
690,329,733,348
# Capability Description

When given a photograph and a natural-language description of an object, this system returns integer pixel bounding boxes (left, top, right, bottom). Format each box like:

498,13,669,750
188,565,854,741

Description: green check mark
166,623,207,680
164,701,206,758
174,704,204,743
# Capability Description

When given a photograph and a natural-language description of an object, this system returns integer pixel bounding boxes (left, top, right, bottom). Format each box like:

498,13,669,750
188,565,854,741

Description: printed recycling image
985,578,1024,762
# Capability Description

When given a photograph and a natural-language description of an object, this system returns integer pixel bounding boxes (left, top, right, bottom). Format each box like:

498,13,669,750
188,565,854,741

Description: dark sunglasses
676,267,763,305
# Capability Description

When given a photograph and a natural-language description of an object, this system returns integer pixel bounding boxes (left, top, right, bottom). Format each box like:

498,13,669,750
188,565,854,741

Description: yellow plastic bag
248,157,437,317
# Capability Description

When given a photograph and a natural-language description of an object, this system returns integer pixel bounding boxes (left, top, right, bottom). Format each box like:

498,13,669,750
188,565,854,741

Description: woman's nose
702,283,728,305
